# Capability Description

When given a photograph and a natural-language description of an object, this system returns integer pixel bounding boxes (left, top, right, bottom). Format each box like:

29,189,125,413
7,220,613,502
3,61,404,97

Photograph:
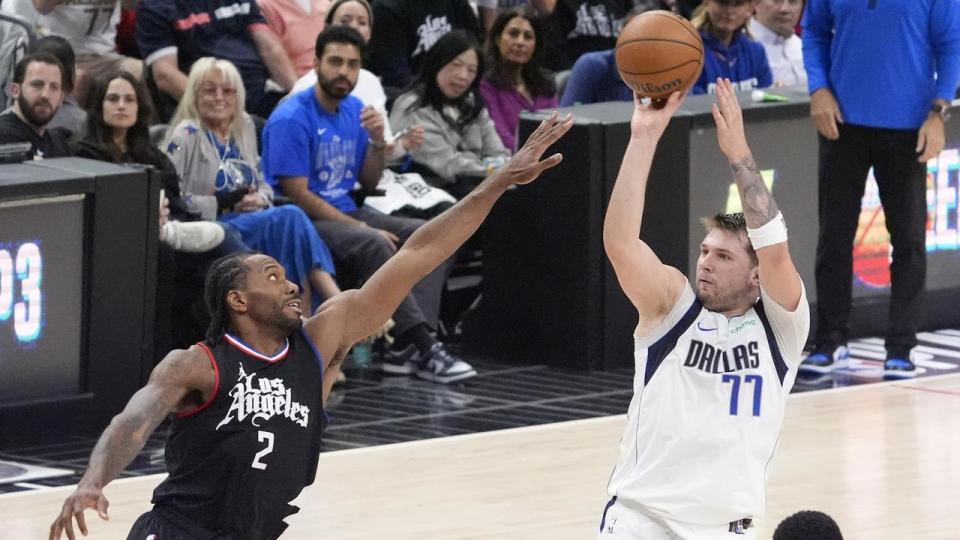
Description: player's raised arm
49,348,215,540
711,77,802,310
308,112,574,352
603,92,688,325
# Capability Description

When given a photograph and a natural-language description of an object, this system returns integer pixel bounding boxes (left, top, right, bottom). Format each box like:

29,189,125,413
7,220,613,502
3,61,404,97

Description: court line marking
4,373,959,499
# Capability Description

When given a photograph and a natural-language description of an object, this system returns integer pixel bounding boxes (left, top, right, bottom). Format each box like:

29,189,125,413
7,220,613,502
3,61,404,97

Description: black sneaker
381,344,418,375
415,343,477,384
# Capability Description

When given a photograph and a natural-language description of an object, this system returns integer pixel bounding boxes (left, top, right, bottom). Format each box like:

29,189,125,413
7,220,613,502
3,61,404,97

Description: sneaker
883,357,917,379
799,345,850,374
381,343,418,375
161,221,225,253
415,343,477,384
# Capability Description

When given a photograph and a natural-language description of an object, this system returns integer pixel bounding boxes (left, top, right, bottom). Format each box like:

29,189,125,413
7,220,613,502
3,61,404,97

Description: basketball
615,10,704,99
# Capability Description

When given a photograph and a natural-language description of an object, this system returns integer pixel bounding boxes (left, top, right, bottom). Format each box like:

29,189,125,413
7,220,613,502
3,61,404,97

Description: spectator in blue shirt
262,26,477,384
799,0,960,378
690,0,772,94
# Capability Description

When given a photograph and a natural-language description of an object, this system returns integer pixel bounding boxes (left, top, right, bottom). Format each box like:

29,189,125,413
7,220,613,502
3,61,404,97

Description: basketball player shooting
48,112,574,540
599,78,810,539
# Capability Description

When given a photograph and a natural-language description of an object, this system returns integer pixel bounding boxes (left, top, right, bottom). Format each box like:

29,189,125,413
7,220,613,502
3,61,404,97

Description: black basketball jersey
150,330,326,540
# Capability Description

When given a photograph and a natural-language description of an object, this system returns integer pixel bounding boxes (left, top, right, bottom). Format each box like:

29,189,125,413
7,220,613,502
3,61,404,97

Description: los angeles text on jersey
216,365,310,430
684,339,760,374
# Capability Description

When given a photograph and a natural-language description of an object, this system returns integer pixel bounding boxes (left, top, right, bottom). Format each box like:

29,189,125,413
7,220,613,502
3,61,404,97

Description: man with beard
0,53,71,159
598,79,808,538
262,26,477,384
50,110,574,539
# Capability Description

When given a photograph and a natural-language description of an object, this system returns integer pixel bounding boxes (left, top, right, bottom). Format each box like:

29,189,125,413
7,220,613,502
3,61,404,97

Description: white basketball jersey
607,282,809,534
7,0,120,56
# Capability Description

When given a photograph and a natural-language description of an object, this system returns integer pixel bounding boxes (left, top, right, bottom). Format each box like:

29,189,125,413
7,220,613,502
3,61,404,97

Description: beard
318,74,354,99
17,92,56,127
270,306,304,336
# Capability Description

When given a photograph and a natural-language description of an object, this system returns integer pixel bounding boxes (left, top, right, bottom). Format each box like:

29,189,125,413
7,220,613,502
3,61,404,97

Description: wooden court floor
4,374,959,540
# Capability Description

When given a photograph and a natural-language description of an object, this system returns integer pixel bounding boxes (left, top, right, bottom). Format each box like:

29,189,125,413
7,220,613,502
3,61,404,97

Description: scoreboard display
0,195,84,403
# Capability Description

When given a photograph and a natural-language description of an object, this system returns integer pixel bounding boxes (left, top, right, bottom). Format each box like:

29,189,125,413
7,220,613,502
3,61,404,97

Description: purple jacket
479,78,558,151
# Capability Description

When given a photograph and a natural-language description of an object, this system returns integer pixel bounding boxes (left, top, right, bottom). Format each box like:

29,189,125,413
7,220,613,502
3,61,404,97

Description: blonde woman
164,57,341,309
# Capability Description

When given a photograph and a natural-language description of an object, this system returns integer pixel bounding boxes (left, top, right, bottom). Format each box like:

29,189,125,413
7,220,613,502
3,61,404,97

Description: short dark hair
204,253,254,345
773,510,843,540
314,25,366,61
13,52,64,86
324,0,373,27
32,36,75,93
700,212,758,265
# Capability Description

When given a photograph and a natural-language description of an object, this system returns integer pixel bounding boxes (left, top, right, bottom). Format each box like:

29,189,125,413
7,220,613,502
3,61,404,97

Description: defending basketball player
48,112,573,540
599,78,809,539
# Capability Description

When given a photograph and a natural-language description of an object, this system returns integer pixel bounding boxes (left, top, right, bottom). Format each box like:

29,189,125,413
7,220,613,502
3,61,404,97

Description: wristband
746,211,788,249
368,138,387,150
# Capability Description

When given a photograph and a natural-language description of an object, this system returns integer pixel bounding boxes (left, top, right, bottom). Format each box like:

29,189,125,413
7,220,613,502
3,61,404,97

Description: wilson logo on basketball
633,79,683,94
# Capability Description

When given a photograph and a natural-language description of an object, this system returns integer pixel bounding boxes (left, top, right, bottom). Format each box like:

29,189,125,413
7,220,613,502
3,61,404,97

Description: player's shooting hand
360,106,385,145
629,91,684,141
497,111,573,186
810,87,843,140
916,113,945,163
49,483,109,540
711,78,752,163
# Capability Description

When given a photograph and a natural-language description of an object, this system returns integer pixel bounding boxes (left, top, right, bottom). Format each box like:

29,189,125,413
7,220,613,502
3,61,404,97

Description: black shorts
127,506,223,540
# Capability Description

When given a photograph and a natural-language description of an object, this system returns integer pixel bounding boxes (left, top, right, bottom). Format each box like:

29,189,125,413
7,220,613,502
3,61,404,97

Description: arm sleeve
368,3,413,88
478,81,514,150
478,109,510,158
165,128,219,220
245,0,268,27
931,0,960,102
256,0,285,36
755,45,774,89
759,283,810,366
559,56,600,106
800,0,833,94
261,115,313,188
136,0,177,64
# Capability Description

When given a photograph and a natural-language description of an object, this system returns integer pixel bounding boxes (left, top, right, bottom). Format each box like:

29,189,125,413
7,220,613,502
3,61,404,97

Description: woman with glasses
164,57,342,309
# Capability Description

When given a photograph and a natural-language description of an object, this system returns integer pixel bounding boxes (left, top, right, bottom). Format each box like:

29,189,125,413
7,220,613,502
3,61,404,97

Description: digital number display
0,242,43,343
0,195,83,403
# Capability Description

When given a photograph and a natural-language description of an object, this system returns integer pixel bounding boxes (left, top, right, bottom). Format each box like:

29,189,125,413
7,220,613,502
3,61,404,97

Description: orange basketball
615,10,704,99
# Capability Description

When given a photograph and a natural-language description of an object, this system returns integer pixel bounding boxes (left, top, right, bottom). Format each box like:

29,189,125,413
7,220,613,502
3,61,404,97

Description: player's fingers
536,153,563,172
711,103,727,130
63,516,76,540
75,510,88,536
49,519,62,540
97,495,109,520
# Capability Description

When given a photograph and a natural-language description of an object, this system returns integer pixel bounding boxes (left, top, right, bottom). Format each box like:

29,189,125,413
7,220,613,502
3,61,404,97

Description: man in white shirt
748,0,806,87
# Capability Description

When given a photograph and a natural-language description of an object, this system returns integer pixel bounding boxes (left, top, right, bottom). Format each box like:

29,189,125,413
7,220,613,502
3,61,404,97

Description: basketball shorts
597,496,758,540
127,506,224,540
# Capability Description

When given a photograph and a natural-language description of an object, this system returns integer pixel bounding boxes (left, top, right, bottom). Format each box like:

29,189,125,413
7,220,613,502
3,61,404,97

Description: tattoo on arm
731,157,779,228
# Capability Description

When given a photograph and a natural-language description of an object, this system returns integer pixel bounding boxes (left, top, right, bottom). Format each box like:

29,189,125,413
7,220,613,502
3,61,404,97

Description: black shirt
368,0,481,91
151,330,326,539
544,0,635,71
0,111,72,160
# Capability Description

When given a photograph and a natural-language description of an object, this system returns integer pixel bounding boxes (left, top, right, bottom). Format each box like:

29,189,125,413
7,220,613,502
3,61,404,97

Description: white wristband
746,211,788,249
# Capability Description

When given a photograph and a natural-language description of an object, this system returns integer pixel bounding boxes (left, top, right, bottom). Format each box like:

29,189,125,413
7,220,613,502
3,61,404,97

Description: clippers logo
217,365,310,430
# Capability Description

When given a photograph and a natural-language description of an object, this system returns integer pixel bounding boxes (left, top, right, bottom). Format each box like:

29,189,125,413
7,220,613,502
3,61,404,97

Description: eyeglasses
199,86,237,98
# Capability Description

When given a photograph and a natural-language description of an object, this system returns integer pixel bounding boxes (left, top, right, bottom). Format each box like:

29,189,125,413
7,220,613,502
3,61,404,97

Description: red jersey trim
173,12,212,31
224,333,289,363
176,342,222,418
247,22,270,32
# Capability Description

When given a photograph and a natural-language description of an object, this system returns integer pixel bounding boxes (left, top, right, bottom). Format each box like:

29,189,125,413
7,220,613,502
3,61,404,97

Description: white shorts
597,497,758,540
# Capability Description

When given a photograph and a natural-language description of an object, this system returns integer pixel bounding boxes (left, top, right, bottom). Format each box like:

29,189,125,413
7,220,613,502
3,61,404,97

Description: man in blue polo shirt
800,0,960,378
262,26,476,384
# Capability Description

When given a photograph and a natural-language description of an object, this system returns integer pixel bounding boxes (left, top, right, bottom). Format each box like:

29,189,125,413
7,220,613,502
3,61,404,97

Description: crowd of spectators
0,0,956,381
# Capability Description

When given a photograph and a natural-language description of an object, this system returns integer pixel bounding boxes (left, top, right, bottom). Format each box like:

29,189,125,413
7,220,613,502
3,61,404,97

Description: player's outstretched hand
711,78,752,163
629,91,684,142
498,111,574,186
49,484,109,540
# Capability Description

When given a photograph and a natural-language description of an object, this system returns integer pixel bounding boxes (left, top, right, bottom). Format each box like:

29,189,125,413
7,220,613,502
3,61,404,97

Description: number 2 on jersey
721,374,763,416
252,431,274,470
